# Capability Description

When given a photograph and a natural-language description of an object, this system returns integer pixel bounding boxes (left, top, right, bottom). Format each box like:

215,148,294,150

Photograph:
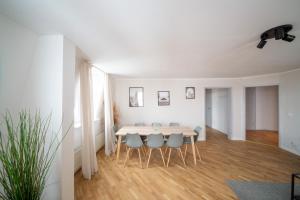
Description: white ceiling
1,0,300,78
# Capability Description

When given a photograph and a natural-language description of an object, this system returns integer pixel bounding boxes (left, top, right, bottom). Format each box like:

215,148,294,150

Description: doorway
245,86,279,146
205,88,232,138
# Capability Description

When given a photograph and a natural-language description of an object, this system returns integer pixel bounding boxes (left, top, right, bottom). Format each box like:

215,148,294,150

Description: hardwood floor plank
75,127,300,200
246,130,278,146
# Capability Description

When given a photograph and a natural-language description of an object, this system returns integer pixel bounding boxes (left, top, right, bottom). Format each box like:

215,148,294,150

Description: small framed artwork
129,87,144,107
158,91,170,106
186,87,195,99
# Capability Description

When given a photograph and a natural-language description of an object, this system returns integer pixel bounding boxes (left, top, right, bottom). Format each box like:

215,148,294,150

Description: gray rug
227,180,300,200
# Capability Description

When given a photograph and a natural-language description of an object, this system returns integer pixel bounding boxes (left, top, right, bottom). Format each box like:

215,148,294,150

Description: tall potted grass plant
0,111,69,200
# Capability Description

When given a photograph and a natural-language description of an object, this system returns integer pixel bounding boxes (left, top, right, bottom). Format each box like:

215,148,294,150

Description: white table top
115,126,196,136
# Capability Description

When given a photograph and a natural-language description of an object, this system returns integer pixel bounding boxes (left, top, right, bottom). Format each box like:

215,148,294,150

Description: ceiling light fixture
257,24,295,49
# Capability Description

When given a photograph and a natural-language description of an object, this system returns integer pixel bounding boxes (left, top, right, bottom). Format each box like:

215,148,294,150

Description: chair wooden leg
177,149,180,158
178,148,187,167
123,148,131,167
138,148,143,168
146,148,152,168
195,145,202,161
159,148,166,166
141,146,146,157
184,144,188,159
167,148,172,167
130,148,133,157
164,147,168,155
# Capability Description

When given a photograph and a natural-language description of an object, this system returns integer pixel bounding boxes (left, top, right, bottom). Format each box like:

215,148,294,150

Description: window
74,66,105,129
91,67,104,121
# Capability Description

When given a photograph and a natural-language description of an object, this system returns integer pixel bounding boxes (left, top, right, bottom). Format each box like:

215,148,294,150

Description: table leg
190,136,197,165
116,135,122,162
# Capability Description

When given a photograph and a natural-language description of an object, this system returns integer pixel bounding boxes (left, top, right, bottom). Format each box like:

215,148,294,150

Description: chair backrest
147,134,164,148
134,122,145,126
193,126,202,141
166,133,183,148
152,122,162,127
126,133,143,148
169,122,180,127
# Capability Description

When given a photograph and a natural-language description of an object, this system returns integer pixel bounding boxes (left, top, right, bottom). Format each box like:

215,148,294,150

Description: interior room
0,1,300,200
205,88,232,138
245,86,279,146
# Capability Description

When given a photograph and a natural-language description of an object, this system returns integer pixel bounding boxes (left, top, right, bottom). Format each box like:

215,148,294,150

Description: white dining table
115,126,197,165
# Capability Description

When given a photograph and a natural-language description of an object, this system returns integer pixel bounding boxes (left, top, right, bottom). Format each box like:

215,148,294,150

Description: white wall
246,87,256,130
0,13,37,114
20,35,75,200
112,75,281,141
113,79,206,140
205,89,212,127
212,88,231,134
255,86,278,131
205,88,231,135
113,78,250,140
61,38,75,200
0,15,75,200
279,69,300,156
21,35,64,200
245,86,278,131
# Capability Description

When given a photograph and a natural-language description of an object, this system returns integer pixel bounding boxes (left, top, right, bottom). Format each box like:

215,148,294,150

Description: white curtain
103,73,115,156
80,62,98,179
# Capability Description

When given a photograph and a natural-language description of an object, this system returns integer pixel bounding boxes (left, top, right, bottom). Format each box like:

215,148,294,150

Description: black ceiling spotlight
257,24,296,49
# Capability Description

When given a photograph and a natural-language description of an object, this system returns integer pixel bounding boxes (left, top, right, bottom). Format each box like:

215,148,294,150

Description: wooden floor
75,128,300,200
246,130,279,146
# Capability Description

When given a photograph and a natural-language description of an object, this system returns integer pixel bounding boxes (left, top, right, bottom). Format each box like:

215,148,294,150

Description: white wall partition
61,38,75,200
21,35,65,200
21,35,75,200
0,15,75,199
279,69,300,156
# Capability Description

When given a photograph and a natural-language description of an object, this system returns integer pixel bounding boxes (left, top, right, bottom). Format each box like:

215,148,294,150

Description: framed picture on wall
129,87,144,107
158,91,170,106
186,87,195,99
